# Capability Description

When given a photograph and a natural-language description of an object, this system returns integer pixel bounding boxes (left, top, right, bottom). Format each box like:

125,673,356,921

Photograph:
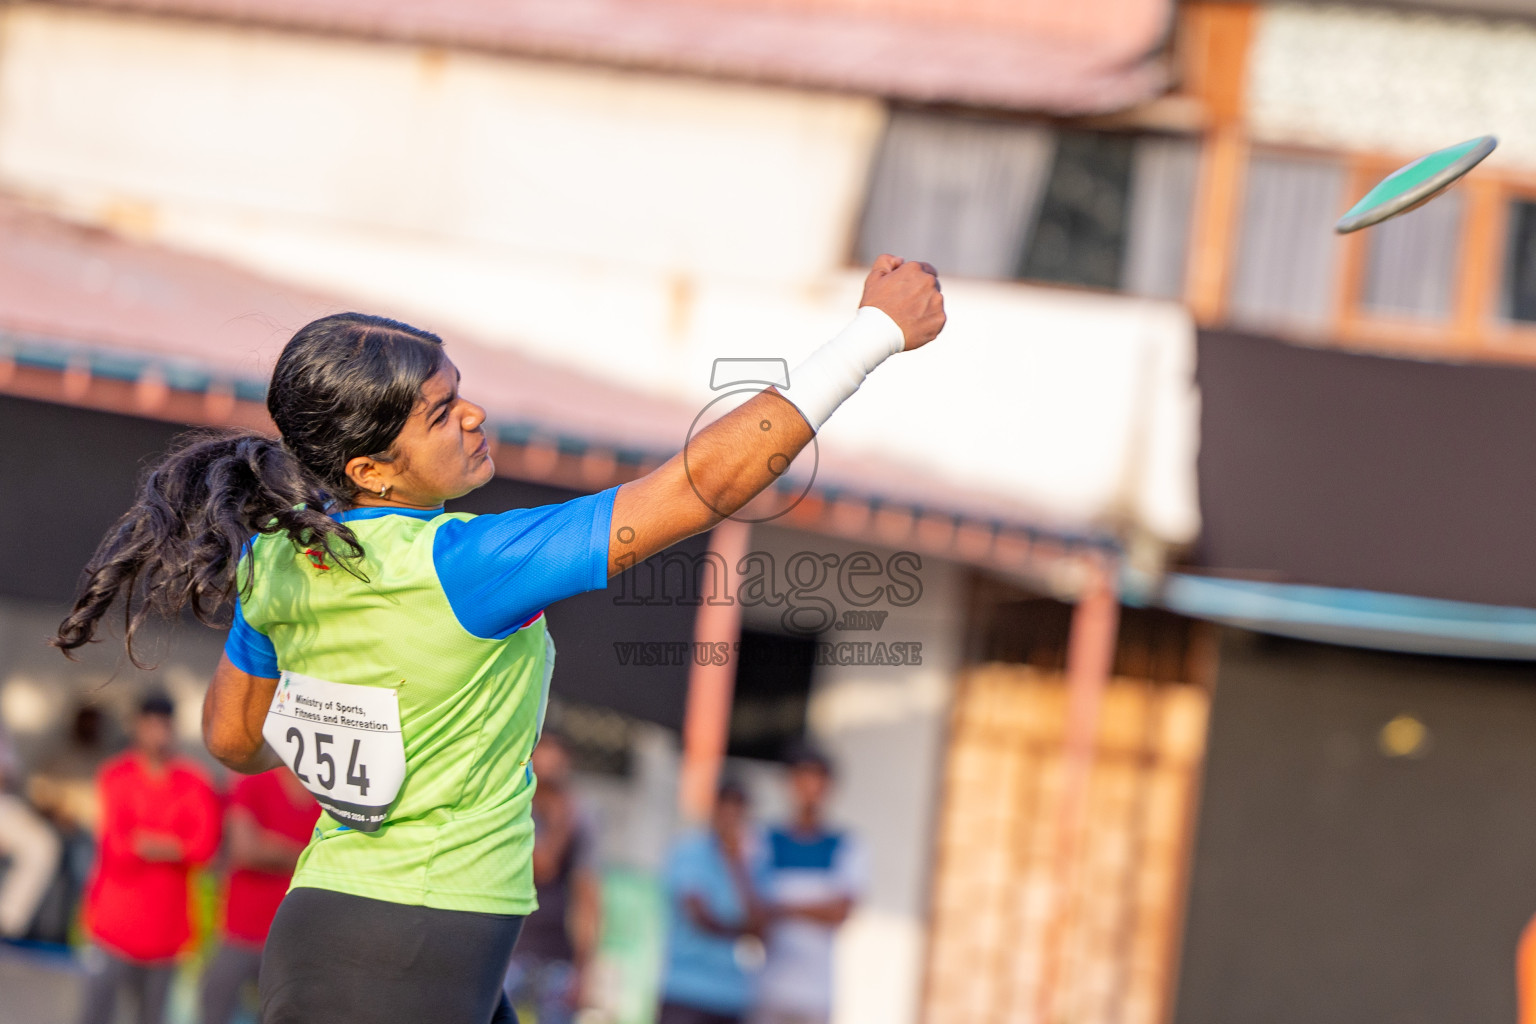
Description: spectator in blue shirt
659,779,769,1024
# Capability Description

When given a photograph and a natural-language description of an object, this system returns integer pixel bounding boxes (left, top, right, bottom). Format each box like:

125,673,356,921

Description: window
857,111,1056,280
727,628,817,761
1501,199,1536,323
1124,135,1203,300
1361,190,1463,320
856,110,1198,298
1018,131,1135,289
1228,152,1346,331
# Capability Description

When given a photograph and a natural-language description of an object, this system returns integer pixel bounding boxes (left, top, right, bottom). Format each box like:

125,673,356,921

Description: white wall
0,3,883,387
0,596,226,775
0,3,1201,547
1249,3,1536,168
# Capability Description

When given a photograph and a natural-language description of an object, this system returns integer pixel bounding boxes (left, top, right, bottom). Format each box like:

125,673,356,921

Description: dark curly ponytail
52,312,445,665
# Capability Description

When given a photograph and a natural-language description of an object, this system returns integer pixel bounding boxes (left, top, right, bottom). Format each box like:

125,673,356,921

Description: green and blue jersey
225,489,617,914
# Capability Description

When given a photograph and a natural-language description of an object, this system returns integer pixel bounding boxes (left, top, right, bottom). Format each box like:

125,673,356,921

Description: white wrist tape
779,306,905,432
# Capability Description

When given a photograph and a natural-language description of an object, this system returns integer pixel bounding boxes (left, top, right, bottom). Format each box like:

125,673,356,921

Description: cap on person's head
138,691,175,719
785,741,835,778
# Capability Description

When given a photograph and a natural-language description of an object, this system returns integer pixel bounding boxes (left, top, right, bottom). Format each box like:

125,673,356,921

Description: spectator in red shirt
79,692,221,1024
199,766,316,1024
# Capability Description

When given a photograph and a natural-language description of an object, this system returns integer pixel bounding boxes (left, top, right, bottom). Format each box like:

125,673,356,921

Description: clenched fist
858,254,947,351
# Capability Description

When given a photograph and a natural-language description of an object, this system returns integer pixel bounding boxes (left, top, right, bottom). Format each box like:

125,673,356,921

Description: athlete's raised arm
607,255,944,575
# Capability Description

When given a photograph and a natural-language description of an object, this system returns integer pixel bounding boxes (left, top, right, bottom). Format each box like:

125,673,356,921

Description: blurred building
6,0,1536,1023
1152,3,1536,1024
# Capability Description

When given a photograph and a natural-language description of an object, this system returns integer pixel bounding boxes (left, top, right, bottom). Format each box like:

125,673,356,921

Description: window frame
1332,151,1468,353
1215,143,1536,365
848,108,1203,302
1479,178,1536,358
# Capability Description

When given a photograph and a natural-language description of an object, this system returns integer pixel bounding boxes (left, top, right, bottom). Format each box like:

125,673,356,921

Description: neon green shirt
231,494,615,914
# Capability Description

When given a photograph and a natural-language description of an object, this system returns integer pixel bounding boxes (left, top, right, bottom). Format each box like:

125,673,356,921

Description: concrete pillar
677,519,752,822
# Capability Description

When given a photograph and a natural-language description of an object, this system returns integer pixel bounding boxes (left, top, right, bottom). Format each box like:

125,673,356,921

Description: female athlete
52,255,944,1024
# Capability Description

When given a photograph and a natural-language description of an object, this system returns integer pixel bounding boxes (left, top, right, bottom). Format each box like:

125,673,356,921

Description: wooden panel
1454,174,1507,350
1179,2,1257,123
922,665,1209,1024
1332,156,1377,337
1186,127,1248,324
1179,2,1256,325
1237,150,1536,366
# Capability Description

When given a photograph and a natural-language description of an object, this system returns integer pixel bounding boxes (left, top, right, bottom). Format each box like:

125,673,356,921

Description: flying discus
1336,135,1498,234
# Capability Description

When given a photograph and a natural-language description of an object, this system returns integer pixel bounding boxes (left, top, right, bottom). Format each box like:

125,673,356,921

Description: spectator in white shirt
0,716,61,940
754,745,866,1024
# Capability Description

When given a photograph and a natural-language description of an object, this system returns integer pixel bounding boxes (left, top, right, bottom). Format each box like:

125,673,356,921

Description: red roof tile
0,194,1107,555
43,0,1171,114
0,195,695,457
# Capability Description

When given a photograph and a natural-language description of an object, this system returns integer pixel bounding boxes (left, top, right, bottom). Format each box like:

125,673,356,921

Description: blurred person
0,716,62,940
753,746,865,1024
658,780,770,1024
30,704,116,832
200,766,316,1024
78,692,221,1024
52,259,944,1024
27,704,115,942
503,733,601,1024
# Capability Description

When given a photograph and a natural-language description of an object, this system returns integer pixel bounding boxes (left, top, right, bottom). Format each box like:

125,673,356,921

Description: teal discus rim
1335,135,1498,234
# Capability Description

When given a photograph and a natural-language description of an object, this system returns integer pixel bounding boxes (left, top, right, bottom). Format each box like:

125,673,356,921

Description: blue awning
1149,573,1536,660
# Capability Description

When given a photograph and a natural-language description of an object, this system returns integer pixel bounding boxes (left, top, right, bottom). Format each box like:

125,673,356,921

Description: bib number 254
283,727,371,794
262,671,407,833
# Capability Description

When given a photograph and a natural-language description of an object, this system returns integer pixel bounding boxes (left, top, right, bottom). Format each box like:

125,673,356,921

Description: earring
379,484,392,499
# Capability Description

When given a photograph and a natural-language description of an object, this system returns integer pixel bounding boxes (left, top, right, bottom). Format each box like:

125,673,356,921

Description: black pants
200,942,263,1024
77,949,175,1024
260,887,524,1024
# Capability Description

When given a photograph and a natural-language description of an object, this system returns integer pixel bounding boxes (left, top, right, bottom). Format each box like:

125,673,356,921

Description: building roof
0,194,1115,586
42,0,1172,114
1211,0,1536,19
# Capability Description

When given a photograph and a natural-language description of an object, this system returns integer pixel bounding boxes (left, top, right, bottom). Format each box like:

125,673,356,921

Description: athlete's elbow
660,472,728,539
203,721,261,772
202,703,236,765
203,733,245,771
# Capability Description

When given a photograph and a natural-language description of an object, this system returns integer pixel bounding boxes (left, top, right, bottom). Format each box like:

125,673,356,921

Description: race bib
262,672,406,833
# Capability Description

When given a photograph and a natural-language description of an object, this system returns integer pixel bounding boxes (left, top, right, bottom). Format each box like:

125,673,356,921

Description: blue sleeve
434,486,618,639
224,600,279,678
